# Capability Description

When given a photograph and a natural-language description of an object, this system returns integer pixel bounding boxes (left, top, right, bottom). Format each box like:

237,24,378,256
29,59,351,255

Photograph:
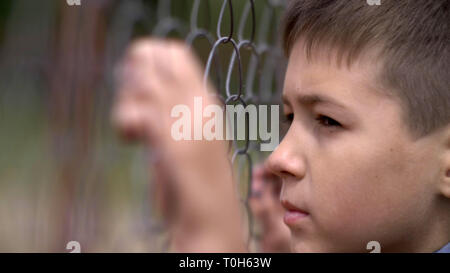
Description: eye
280,113,293,138
315,115,342,127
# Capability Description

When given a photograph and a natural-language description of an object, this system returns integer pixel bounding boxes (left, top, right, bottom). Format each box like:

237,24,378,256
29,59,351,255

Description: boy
112,0,450,252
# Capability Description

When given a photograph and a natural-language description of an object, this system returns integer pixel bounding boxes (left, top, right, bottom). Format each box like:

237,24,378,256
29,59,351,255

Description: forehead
282,39,389,110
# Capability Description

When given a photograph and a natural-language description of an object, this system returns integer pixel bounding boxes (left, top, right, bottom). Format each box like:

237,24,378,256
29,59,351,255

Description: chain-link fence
0,0,287,252
145,0,286,250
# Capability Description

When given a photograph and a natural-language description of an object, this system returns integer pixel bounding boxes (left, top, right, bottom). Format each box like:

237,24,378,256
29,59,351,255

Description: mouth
281,199,310,227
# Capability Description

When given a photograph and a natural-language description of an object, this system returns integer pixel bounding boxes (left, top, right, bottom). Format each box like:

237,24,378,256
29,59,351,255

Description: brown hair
282,0,450,137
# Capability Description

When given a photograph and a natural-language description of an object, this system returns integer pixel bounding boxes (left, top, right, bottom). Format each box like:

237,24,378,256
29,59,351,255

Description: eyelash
315,115,342,128
283,113,342,128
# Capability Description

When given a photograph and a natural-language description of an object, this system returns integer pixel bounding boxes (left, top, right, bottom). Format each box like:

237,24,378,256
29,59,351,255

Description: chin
290,237,317,253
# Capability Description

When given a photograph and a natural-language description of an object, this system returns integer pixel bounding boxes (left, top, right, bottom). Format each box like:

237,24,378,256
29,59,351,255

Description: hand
112,38,208,146
250,165,291,252
112,38,245,252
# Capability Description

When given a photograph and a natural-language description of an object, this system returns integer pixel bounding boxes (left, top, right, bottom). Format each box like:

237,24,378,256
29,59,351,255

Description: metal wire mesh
143,0,287,250
0,0,287,252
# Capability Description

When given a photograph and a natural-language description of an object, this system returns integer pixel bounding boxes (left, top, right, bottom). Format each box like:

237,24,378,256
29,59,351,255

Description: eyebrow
282,93,347,109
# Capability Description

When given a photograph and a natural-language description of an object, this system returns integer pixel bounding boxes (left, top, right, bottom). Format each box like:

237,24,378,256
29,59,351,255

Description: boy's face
267,39,444,252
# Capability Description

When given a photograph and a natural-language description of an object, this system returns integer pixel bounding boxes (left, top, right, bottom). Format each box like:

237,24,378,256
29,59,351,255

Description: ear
439,126,450,199
441,168,450,198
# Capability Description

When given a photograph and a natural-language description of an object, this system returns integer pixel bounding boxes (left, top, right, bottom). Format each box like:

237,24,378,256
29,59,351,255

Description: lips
281,199,310,227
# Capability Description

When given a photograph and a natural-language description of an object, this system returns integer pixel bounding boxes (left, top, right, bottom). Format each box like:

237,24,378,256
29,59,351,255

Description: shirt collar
435,242,450,253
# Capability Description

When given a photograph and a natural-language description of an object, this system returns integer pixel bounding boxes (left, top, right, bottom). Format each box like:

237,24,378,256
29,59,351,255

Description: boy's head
266,0,450,252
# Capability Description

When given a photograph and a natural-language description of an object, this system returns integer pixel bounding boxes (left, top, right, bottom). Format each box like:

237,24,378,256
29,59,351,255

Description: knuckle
127,38,165,59
128,39,153,55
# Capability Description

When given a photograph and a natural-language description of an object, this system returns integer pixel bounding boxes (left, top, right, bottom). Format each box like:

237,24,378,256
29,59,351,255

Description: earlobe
438,128,450,198
440,130,450,198
441,169,450,199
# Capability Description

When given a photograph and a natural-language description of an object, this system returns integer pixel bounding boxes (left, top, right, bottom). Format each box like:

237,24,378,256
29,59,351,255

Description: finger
150,152,179,225
261,166,282,198
149,40,178,83
167,40,205,87
250,165,267,198
126,39,180,84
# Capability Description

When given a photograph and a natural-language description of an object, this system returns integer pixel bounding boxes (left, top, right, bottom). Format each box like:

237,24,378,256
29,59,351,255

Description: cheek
308,138,432,246
310,159,380,243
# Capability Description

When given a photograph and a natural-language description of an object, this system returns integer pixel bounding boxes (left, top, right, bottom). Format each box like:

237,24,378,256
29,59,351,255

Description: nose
264,132,306,181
